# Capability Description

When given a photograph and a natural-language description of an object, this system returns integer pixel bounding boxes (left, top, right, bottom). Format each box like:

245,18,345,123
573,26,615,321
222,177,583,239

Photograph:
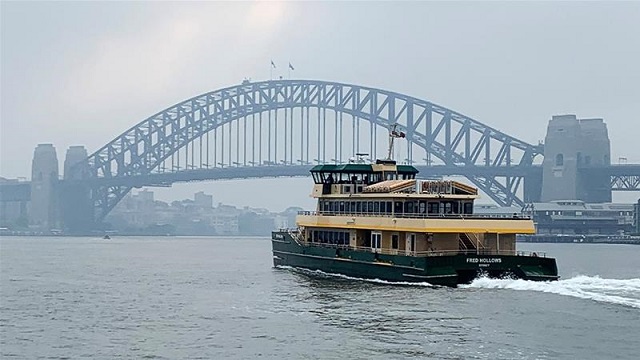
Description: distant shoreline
518,234,640,245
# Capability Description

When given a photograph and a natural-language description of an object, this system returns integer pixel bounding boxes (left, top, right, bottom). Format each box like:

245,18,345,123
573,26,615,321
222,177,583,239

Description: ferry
271,128,559,286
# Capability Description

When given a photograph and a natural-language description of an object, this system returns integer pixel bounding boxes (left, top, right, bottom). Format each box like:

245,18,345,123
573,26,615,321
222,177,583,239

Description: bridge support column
541,115,612,203
60,145,95,234
30,144,60,230
60,183,95,234
523,169,542,203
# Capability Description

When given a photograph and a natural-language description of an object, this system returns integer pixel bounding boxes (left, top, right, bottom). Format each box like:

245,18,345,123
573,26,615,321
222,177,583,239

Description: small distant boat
103,235,111,240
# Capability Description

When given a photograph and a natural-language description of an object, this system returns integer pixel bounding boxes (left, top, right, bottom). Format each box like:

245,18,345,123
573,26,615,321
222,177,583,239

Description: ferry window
367,201,374,212
428,202,439,214
344,185,351,193
345,201,350,212
391,234,399,249
356,201,362,213
350,201,356,212
374,201,380,213
405,201,415,213
419,201,426,214
452,202,459,214
371,232,381,249
394,201,403,214
464,202,473,214
357,186,363,193
444,202,453,214
339,201,345,213
386,201,392,214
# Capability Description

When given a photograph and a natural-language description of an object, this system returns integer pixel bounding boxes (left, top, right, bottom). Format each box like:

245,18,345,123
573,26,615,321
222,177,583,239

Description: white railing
299,241,546,258
298,210,530,221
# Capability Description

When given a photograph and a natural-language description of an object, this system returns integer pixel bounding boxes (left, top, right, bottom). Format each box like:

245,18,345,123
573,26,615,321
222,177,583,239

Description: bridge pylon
541,115,612,202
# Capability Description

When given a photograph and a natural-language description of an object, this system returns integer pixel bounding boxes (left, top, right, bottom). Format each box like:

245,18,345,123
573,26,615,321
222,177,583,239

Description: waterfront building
476,201,635,235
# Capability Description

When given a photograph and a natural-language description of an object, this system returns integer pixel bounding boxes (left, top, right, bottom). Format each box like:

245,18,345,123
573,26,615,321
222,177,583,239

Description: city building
106,190,283,236
0,177,30,228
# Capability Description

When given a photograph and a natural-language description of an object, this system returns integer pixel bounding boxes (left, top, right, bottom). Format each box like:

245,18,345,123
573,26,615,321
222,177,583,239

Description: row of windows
319,200,473,215
555,153,611,167
312,172,416,185
310,230,350,245
540,210,633,216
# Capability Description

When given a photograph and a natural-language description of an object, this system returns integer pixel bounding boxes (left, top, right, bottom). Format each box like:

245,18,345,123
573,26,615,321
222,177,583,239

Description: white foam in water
276,265,434,287
462,275,640,309
277,266,640,308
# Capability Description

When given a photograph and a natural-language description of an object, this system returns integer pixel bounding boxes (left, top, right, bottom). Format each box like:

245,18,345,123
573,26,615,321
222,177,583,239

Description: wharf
518,234,640,245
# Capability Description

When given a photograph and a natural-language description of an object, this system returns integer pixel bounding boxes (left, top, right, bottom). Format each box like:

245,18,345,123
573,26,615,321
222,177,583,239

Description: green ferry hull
272,231,558,287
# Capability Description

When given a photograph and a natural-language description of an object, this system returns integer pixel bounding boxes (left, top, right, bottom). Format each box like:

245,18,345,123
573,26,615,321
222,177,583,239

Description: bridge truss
77,80,544,221
611,175,640,191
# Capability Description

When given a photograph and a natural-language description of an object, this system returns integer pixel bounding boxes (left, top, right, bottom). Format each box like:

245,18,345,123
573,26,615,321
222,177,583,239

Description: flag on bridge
271,60,276,68
288,62,295,71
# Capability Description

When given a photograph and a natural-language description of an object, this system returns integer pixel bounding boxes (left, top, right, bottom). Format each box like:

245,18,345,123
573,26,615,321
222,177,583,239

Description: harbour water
1,236,639,359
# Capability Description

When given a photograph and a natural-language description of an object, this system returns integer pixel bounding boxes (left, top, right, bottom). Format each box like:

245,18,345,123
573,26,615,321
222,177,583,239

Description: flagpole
288,62,294,79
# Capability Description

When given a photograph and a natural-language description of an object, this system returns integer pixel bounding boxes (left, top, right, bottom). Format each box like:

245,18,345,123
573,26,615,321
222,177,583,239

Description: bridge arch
76,79,543,221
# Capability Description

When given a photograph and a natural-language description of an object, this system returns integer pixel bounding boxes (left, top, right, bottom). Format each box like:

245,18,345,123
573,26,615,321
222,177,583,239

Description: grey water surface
1,237,639,359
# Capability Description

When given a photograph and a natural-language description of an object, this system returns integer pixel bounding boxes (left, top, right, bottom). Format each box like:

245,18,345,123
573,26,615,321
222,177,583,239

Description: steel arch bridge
72,79,545,222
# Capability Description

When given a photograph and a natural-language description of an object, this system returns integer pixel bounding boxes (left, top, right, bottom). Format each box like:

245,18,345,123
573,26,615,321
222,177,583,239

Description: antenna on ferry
386,124,406,160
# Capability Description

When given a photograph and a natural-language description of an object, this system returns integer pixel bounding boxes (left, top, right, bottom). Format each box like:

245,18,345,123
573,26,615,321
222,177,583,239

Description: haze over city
2,1,639,210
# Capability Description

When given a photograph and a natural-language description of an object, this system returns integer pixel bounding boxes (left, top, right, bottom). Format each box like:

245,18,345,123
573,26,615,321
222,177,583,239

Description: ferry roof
310,163,419,174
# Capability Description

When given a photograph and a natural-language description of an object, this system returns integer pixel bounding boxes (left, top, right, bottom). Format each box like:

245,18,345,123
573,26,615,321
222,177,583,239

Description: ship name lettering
466,258,501,264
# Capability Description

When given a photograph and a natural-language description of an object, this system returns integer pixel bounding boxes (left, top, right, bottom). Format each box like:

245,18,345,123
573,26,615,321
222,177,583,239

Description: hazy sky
1,1,639,210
